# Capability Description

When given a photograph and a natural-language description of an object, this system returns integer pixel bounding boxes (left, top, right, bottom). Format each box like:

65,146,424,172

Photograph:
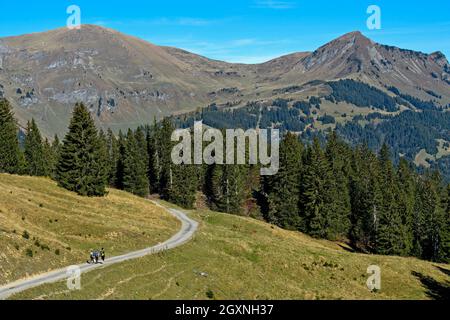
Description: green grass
0,174,179,286
9,204,450,300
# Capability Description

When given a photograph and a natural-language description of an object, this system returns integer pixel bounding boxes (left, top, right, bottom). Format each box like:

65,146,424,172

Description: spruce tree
48,135,61,178
115,131,126,189
300,137,335,238
324,131,351,239
42,138,54,177
417,172,446,261
122,129,149,197
98,129,111,187
264,132,303,229
158,118,176,200
24,119,46,176
170,162,198,209
396,158,415,254
207,163,247,214
349,144,382,252
56,103,108,196
106,128,119,186
135,126,148,163
147,121,161,194
443,184,450,262
0,99,22,174
375,144,409,256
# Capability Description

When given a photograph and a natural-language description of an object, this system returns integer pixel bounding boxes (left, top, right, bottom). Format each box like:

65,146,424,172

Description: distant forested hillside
170,79,450,181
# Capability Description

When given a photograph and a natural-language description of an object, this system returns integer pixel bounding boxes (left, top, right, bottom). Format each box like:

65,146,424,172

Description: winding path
0,201,198,300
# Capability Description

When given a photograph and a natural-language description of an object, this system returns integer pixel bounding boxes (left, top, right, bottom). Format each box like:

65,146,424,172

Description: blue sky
1,0,449,63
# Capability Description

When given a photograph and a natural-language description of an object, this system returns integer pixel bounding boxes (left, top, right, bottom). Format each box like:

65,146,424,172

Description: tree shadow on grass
412,271,450,300
337,243,356,253
435,265,450,277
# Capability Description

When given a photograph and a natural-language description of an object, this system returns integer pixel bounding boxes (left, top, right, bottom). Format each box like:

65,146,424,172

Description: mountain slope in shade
0,25,449,136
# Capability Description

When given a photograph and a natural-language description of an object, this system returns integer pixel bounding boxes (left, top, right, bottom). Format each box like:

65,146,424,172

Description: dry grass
0,174,179,285
10,203,450,300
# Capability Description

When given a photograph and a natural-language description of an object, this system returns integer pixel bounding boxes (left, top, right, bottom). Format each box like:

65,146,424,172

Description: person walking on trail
94,250,100,263
89,249,95,264
101,248,105,262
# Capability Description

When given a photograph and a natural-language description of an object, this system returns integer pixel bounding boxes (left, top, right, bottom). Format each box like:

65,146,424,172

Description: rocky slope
0,25,448,136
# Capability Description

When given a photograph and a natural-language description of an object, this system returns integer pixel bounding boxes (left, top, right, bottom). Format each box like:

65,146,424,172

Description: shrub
206,290,214,299
22,230,30,240
25,248,33,257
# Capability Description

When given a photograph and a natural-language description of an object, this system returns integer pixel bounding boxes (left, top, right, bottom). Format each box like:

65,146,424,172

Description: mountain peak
342,30,363,37
333,31,372,44
430,51,449,65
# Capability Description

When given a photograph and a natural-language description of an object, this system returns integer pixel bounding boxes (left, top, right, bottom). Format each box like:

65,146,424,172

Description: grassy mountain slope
10,201,450,300
0,174,179,286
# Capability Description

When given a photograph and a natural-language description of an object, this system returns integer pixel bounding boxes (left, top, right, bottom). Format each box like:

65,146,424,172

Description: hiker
93,250,100,264
88,249,95,264
100,248,106,262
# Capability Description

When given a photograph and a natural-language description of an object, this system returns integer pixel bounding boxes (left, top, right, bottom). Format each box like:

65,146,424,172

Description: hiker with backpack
88,249,102,264
100,248,106,262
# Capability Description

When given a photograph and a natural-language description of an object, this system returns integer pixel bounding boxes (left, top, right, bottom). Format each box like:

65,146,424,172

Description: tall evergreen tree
300,137,335,238
122,129,149,197
207,163,247,214
324,131,351,239
135,126,148,162
349,144,382,252
417,172,447,261
42,138,54,177
56,103,108,196
24,119,46,176
106,128,119,186
98,129,111,185
264,132,303,229
169,162,198,209
0,99,22,174
115,131,126,189
147,121,161,194
48,135,61,178
443,184,450,262
158,118,176,199
396,158,415,254
375,144,409,256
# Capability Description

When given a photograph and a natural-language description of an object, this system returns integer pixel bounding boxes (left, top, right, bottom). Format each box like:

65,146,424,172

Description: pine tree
0,99,22,174
98,129,111,187
264,132,303,229
417,172,446,261
375,144,409,256
135,126,148,163
122,129,149,197
300,137,335,238
170,162,198,209
24,119,46,176
42,138,54,177
207,163,247,214
349,144,382,252
396,158,415,254
56,103,108,196
324,131,351,239
147,120,161,194
48,135,61,178
106,128,119,186
158,118,176,200
442,184,450,261
115,131,126,189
